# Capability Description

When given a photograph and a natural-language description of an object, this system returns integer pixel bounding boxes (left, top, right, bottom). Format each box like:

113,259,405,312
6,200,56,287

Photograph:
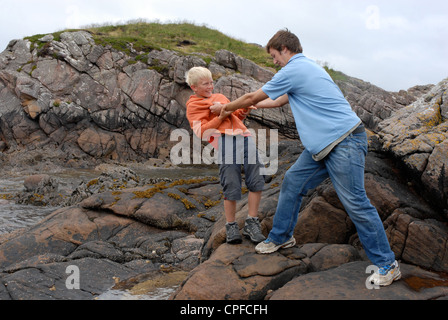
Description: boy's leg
247,191,262,218
242,191,266,243
219,163,243,244
219,135,244,244
224,199,242,244
256,149,328,254
224,199,237,222
241,136,266,243
242,136,265,217
325,131,396,268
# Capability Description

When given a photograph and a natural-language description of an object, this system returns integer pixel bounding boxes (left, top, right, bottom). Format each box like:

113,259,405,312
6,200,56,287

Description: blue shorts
218,135,265,201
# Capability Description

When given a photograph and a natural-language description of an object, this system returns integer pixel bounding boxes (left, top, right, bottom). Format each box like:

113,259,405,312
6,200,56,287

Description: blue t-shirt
262,54,360,156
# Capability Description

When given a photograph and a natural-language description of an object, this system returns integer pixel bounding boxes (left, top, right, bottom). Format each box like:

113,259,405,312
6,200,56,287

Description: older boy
185,67,266,244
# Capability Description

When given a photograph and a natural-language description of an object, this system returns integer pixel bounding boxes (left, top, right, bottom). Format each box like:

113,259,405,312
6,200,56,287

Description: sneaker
255,236,296,254
226,222,242,244
368,260,401,286
242,218,266,243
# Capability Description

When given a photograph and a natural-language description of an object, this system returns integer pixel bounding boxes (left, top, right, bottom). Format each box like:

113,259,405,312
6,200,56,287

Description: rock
269,261,448,300
2,257,140,300
0,181,216,299
171,240,309,300
17,174,61,206
171,139,448,300
385,212,448,272
215,49,274,83
79,176,219,230
0,31,282,171
306,244,361,272
336,76,403,132
0,167,226,299
378,79,448,210
23,174,54,192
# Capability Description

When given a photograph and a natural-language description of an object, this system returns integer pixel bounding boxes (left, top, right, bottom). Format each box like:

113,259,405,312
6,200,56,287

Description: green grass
323,66,349,82
85,20,276,69
24,20,347,81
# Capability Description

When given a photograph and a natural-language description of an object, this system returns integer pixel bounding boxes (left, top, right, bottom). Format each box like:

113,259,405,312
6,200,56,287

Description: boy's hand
210,102,223,115
219,104,233,120
241,106,257,116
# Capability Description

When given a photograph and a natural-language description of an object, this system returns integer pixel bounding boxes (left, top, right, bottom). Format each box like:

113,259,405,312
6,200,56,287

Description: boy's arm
210,104,254,120
255,94,289,109
187,107,231,138
222,88,269,112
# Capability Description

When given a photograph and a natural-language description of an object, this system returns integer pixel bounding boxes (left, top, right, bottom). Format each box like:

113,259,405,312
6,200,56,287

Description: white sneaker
255,236,296,254
368,260,401,286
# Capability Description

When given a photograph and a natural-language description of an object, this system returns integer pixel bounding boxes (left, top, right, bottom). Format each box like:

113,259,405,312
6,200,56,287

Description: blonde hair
185,67,212,86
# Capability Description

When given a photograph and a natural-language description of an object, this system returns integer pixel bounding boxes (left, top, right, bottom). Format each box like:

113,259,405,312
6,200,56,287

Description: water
0,176,58,234
96,286,179,300
0,165,218,235
96,269,190,300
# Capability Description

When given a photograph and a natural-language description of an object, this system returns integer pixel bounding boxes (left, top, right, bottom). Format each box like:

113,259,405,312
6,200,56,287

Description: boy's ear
190,84,197,92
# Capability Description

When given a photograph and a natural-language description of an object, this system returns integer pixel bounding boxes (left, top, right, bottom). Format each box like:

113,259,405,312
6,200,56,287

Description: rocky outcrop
378,79,448,211
171,140,448,300
336,75,433,132
0,31,276,170
2,140,447,300
0,31,427,171
0,171,221,299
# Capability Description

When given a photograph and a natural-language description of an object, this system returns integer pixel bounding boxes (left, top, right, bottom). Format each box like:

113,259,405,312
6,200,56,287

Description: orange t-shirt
186,93,251,149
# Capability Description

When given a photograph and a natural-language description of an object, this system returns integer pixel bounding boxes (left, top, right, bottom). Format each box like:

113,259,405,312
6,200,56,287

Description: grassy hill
26,21,275,68
24,20,346,81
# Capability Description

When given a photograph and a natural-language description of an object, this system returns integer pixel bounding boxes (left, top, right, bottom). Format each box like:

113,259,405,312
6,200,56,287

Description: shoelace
246,220,261,234
378,263,395,275
227,224,240,237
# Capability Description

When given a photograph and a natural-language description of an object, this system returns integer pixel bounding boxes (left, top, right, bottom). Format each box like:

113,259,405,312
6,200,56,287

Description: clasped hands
210,103,256,119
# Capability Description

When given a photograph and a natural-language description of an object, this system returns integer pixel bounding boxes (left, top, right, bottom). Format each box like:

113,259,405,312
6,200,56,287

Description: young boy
185,66,265,244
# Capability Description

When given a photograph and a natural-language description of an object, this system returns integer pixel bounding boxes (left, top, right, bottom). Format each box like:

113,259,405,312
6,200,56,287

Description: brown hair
266,29,303,54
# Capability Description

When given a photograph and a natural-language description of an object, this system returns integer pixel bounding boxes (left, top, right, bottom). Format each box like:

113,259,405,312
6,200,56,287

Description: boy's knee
245,176,265,193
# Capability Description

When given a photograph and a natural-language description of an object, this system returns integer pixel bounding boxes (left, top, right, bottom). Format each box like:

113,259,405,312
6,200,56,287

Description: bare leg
224,199,237,222
248,191,262,218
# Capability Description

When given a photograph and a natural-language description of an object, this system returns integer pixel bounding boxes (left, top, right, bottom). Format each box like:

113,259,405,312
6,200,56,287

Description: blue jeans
268,131,395,267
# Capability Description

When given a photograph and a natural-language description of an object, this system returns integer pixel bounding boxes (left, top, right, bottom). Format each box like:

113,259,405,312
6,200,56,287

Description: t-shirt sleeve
262,70,292,100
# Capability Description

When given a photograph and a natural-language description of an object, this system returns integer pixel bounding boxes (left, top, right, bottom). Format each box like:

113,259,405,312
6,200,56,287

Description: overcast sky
1,0,447,92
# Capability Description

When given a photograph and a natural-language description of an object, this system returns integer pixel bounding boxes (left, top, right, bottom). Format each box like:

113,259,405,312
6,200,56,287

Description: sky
0,0,447,92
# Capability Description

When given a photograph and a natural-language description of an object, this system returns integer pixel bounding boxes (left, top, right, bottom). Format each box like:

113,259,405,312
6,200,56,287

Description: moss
53,99,61,107
204,199,221,208
168,177,218,187
270,182,280,189
168,193,181,200
86,179,99,187
148,58,170,74
92,35,159,55
181,198,196,210
0,194,13,200
132,182,168,199
197,212,216,222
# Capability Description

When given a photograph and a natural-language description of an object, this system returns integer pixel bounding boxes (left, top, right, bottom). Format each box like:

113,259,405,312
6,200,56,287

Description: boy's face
191,78,214,98
268,47,293,67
